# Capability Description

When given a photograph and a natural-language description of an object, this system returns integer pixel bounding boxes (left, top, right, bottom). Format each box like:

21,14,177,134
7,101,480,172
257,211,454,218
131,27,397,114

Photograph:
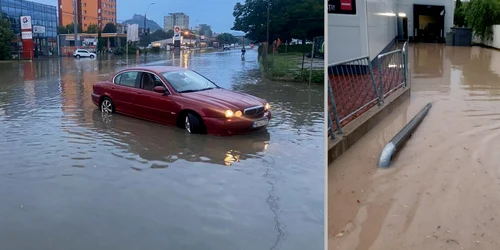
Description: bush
151,46,160,53
465,0,500,41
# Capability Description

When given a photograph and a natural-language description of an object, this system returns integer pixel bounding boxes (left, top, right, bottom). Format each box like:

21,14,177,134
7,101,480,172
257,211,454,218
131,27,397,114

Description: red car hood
181,88,266,110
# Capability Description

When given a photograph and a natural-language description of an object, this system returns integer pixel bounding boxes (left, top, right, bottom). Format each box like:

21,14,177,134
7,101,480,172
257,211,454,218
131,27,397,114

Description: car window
161,70,217,93
116,71,138,87
114,74,122,84
140,73,166,92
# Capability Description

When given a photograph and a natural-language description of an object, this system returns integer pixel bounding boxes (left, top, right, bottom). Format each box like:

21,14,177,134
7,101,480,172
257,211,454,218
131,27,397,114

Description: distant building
164,12,189,31
1,0,58,56
116,23,126,34
58,0,117,31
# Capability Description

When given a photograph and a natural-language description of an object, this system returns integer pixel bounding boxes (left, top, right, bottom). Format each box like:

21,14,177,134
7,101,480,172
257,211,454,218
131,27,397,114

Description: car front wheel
185,113,204,134
100,97,115,114
90,55,95,58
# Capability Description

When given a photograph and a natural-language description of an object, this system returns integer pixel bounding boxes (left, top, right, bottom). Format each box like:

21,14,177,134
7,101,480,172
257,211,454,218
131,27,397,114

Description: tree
97,31,105,52
199,24,213,38
139,29,170,46
164,29,174,38
217,33,238,44
0,19,14,60
454,0,466,27
232,0,323,43
102,22,117,33
465,0,500,41
57,23,82,34
86,23,99,33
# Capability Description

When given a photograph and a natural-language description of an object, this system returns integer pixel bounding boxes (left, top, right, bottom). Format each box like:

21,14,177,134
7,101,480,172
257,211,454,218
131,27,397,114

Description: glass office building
1,0,58,56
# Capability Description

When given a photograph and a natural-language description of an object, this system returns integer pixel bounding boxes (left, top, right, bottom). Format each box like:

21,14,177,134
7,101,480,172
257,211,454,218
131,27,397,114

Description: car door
111,71,141,116
134,71,178,125
82,50,90,57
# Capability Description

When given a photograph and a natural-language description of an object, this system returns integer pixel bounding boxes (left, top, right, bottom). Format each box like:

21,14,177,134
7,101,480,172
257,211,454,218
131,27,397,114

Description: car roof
118,66,187,74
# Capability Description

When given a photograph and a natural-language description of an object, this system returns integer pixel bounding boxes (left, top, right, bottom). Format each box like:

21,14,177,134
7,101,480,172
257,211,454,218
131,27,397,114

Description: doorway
397,16,408,41
413,4,445,43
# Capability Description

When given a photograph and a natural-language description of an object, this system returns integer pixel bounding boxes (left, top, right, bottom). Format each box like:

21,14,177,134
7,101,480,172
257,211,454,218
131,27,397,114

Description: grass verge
260,54,324,84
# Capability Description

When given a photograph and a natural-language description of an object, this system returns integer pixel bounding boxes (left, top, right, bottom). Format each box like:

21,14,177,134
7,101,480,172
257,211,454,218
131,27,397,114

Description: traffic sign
174,26,181,35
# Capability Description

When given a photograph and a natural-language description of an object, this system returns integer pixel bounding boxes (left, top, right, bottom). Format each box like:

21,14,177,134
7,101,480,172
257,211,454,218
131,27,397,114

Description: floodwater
330,44,500,250
0,49,324,250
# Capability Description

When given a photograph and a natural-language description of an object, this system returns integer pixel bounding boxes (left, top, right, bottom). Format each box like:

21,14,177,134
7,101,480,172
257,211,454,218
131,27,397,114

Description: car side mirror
153,86,168,94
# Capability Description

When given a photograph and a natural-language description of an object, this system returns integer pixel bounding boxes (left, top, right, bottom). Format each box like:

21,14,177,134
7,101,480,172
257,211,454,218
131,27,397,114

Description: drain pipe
378,103,432,168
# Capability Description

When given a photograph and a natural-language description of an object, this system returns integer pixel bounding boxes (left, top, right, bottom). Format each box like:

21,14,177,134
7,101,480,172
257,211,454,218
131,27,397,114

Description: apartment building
58,0,117,31
164,12,189,31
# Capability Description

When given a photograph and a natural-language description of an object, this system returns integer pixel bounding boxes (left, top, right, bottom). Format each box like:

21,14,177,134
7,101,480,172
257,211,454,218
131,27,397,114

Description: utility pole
73,0,78,47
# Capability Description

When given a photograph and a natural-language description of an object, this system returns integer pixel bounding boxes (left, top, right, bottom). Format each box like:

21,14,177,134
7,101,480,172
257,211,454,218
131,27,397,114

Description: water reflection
89,110,271,167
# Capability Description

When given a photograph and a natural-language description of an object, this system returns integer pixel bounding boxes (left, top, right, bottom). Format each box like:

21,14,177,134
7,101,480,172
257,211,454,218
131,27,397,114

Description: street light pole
73,0,78,47
144,2,155,35
266,0,270,46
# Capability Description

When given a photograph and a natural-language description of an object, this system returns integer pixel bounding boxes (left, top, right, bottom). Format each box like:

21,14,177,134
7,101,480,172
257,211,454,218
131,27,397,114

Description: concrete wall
475,25,500,49
329,0,454,64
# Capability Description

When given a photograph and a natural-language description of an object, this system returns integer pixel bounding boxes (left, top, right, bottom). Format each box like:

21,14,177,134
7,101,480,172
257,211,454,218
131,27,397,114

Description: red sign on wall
340,0,352,11
328,0,357,15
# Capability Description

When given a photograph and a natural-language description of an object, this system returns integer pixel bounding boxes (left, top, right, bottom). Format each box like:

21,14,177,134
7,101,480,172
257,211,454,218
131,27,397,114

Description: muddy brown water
0,49,324,250
330,44,500,250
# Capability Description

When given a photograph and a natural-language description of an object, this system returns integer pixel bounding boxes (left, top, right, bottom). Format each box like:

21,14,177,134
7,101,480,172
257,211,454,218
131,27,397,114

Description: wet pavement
330,44,500,249
0,49,324,250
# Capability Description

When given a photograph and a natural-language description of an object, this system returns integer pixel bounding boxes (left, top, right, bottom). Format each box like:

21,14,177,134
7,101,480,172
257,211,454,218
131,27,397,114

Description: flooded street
330,44,500,250
0,49,324,250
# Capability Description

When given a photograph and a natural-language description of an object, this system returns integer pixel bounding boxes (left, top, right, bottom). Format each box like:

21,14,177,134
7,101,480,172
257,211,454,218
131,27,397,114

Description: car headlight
265,103,271,110
225,110,234,118
235,111,242,117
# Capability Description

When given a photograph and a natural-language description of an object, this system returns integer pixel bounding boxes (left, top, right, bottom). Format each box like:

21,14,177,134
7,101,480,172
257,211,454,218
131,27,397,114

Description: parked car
91,66,272,135
73,49,96,59
223,44,231,50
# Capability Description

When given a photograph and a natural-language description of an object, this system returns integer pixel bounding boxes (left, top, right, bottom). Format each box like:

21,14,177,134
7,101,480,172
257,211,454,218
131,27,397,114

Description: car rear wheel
185,113,204,134
100,97,115,114
76,54,80,59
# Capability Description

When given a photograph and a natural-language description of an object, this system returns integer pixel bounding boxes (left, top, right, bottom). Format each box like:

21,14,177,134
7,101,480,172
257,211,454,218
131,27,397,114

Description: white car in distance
73,49,96,59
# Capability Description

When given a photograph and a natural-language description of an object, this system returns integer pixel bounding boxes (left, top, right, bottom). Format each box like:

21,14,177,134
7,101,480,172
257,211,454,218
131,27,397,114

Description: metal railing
375,41,409,103
328,41,409,140
328,56,379,139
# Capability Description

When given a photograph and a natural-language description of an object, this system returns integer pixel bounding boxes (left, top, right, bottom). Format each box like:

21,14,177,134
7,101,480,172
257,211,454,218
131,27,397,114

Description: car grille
244,105,265,118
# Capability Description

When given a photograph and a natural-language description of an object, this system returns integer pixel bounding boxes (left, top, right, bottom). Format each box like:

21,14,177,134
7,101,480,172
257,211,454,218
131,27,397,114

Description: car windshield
162,70,218,93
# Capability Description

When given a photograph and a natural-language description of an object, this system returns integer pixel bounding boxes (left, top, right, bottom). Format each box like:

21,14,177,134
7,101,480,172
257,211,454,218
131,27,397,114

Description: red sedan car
91,66,272,135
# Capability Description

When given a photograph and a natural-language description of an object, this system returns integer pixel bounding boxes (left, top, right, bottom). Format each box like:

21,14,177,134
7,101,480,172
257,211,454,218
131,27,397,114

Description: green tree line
232,0,323,44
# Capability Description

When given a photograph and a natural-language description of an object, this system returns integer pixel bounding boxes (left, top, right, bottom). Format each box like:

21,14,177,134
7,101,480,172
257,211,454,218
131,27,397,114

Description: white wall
475,25,500,49
396,0,454,38
329,0,454,64
366,0,397,60
329,0,369,64
329,0,397,64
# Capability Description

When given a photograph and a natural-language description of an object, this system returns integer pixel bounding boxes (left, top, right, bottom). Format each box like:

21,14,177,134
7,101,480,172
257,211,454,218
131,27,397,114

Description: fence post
328,78,343,134
377,56,384,104
328,110,335,140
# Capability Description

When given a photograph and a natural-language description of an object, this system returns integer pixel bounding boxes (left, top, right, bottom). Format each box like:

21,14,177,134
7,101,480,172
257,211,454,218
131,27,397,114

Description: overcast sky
36,0,240,32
